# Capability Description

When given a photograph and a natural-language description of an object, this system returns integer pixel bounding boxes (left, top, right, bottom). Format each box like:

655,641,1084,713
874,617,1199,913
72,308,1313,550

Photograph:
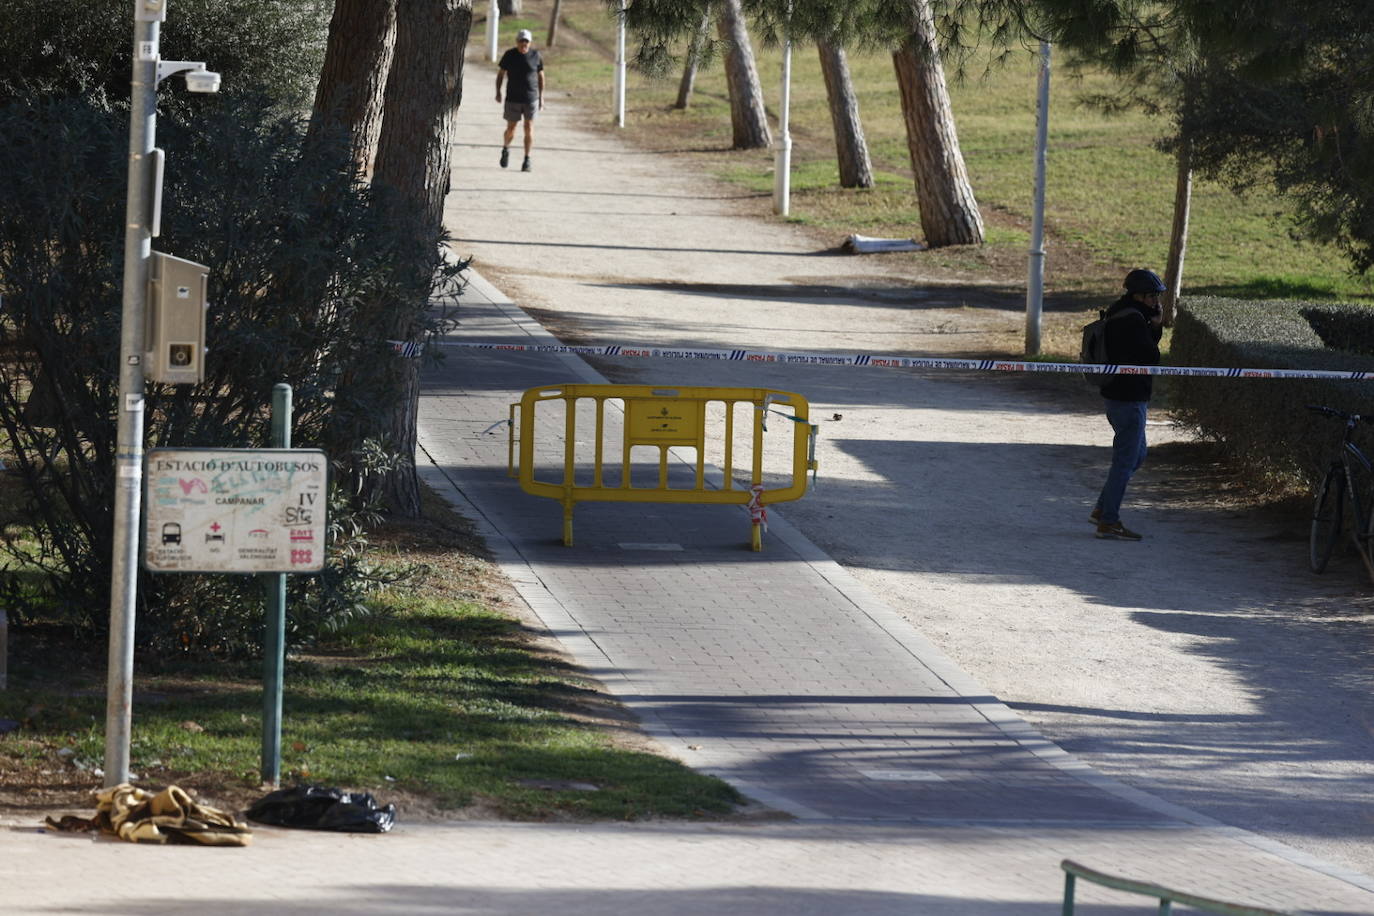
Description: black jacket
1099,294,1163,402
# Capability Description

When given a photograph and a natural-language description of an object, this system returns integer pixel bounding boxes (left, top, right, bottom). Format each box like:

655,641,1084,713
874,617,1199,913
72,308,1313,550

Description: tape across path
438,340,1373,381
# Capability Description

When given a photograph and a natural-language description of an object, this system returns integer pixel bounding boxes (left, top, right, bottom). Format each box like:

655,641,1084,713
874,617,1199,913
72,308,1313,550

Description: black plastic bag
246,785,395,833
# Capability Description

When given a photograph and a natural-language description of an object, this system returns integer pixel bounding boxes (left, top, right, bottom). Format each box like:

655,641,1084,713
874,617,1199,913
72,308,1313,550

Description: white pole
106,0,163,787
1025,41,1051,355
488,0,499,63
773,30,792,216
614,0,626,127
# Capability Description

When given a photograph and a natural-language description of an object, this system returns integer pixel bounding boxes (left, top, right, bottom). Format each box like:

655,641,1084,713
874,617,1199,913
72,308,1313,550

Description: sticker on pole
143,448,328,573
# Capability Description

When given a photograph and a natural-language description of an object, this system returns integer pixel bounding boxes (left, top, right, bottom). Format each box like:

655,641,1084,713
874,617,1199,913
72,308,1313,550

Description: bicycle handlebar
1306,404,1374,424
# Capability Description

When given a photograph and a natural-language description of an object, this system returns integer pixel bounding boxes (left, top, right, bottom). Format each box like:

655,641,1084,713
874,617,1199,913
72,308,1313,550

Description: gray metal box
145,251,208,384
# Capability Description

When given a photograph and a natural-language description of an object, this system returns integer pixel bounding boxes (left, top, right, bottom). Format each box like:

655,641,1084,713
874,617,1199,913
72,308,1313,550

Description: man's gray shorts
503,100,537,122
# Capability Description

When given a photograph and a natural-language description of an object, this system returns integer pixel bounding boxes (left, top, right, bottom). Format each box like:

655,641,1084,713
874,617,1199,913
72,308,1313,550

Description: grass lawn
497,0,1373,305
0,488,742,822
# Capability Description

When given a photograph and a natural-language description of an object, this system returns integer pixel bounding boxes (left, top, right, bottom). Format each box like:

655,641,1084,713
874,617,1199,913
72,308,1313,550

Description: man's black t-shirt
500,48,543,104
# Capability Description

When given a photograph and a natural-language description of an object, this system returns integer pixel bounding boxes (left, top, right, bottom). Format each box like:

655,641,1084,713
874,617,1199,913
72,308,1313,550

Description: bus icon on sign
161,523,181,545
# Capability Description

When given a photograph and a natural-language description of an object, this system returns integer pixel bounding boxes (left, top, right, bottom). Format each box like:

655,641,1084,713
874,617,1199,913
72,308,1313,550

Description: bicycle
1307,404,1374,583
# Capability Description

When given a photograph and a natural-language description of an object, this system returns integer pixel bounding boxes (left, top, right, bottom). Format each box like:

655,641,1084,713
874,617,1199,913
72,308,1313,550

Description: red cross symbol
210,522,222,533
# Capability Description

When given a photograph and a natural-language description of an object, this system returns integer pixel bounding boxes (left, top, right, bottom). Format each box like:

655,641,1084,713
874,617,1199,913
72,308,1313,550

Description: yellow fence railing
509,384,816,550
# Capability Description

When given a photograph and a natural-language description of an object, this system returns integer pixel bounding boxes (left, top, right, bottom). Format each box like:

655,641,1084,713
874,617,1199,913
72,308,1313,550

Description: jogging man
496,28,544,173
1091,268,1166,540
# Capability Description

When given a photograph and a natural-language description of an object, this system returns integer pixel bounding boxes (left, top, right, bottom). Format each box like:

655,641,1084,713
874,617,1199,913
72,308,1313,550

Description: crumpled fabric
46,784,252,846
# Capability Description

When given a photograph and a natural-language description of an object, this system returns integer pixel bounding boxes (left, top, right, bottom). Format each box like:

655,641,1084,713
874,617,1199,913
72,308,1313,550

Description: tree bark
817,39,874,189
546,0,562,47
307,0,396,177
1163,141,1192,327
675,9,710,110
368,0,474,516
891,0,984,247
716,0,771,149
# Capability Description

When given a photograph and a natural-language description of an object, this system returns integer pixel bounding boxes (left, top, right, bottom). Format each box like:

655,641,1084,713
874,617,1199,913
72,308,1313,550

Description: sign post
144,434,326,783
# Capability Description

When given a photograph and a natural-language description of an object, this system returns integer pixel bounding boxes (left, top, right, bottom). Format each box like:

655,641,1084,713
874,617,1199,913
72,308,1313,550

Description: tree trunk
716,0,771,149
368,0,474,516
546,0,562,47
675,9,710,110
1163,141,1192,327
498,0,520,14
290,0,394,392
891,0,984,247
817,39,874,189
307,0,396,177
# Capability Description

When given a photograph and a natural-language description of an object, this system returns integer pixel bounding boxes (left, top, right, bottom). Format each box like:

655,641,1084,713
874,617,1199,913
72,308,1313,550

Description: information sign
143,448,328,573
627,398,701,445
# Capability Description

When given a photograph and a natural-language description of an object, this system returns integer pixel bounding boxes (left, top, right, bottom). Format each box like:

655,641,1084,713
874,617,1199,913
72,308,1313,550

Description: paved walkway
413,270,1374,915
9,272,1372,915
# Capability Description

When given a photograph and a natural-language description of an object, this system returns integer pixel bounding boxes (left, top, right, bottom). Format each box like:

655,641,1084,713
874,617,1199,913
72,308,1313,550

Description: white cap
516,29,533,42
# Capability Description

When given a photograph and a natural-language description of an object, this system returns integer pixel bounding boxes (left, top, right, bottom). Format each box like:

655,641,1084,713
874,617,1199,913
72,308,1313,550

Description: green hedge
1170,297,1374,488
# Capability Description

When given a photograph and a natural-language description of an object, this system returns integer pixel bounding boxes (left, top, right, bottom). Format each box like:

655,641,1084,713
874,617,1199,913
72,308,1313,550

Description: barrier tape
747,483,768,531
438,340,1374,381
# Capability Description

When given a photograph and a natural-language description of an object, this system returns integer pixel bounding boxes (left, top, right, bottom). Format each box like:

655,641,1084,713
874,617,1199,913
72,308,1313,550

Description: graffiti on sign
144,448,328,574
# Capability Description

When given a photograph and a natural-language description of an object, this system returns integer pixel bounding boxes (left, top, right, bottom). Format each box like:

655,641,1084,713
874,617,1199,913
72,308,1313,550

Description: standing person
496,28,544,173
1091,268,1166,540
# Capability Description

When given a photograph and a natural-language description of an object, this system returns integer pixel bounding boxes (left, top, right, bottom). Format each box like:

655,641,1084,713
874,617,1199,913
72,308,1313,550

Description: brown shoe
1089,507,1102,525
1095,521,1143,540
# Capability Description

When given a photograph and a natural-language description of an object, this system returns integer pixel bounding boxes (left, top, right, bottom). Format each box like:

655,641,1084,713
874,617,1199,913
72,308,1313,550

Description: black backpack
1079,308,1135,384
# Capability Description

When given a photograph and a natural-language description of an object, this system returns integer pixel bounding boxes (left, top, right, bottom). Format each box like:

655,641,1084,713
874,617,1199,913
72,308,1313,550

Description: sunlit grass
528,0,1372,301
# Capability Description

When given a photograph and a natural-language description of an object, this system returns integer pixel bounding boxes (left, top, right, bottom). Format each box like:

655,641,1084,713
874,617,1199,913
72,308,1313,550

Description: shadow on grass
587,279,1104,313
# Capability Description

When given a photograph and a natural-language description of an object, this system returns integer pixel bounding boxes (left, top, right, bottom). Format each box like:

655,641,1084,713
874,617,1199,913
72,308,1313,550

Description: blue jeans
1096,399,1148,524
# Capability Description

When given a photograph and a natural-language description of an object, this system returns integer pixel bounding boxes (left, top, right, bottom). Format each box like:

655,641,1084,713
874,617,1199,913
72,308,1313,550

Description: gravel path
445,69,1374,877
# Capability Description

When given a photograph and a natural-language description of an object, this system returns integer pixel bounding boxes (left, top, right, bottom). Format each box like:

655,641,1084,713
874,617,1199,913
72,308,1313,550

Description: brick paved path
408,271,1374,915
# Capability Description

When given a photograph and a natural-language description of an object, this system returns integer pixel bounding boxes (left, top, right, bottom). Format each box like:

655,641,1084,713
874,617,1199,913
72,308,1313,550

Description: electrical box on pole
145,251,208,384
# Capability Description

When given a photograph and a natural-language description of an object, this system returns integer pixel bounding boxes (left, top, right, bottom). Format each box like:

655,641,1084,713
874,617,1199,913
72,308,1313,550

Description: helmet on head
1123,268,1166,294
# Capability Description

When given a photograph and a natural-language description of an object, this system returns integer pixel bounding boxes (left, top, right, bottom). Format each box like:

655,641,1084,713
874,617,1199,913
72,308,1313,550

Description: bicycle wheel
1351,468,1374,585
1310,466,1345,573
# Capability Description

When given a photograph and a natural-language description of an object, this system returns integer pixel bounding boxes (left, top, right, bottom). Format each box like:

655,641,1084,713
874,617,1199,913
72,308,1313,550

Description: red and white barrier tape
438,340,1372,381
747,483,767,531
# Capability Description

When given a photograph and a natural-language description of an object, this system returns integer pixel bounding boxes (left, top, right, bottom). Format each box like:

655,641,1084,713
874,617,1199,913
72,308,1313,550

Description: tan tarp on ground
45,783,252,846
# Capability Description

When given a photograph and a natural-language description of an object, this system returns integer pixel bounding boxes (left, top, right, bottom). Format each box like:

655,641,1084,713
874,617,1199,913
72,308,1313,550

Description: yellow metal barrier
509,384,817,549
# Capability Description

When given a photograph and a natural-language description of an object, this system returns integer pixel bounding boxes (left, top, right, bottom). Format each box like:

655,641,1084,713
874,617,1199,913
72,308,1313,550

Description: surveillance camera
184,70,221,94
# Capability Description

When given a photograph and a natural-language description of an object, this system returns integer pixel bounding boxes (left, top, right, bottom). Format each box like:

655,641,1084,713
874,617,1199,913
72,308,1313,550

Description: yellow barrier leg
751,521,762,552
562,500,574,547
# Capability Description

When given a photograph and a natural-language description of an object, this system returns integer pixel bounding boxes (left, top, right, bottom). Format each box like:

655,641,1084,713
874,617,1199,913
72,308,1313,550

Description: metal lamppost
104,0,219,787
487,0,500,63
772,14,793,217
613,0,626,127
1024,41,1051,356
